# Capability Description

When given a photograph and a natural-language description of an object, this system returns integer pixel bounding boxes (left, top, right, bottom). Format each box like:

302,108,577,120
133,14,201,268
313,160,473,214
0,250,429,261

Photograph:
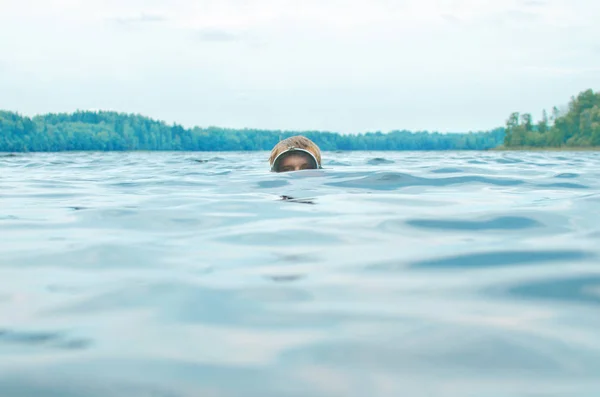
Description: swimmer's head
269,136,322,173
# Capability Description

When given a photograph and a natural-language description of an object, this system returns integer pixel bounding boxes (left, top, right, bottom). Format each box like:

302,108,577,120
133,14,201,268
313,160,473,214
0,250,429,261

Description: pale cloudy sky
0,0,598,133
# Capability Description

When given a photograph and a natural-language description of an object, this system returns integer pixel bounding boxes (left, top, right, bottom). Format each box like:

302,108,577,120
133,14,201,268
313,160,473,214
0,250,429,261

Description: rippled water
1,151,600,397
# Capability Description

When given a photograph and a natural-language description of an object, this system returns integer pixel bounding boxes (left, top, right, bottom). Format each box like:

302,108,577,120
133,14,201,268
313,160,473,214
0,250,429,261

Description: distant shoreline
492,146,600,152
0,110,505,152
3,147,600,155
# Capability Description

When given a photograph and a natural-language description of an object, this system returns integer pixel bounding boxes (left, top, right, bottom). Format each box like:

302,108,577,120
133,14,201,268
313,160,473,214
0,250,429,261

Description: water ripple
506,275,600,305
367,158,395,165
406,216,542,231
0,329,92,350
327,172,524,190
410,250,594,269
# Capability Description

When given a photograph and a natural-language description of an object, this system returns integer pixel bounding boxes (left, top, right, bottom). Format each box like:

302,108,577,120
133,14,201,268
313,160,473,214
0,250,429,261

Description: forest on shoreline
0,111,504,152
1,89,597,152
502,89,600,149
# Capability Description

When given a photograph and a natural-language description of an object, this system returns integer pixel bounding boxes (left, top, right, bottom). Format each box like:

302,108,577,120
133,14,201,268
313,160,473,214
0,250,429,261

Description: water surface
1,151,600,397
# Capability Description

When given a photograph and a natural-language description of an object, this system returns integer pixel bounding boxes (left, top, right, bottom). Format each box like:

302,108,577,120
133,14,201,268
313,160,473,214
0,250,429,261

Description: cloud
521,0,548,6
1,0,599,133
194,29,240,42
440,13,462,24
109,13,168,26
521,65,600,76
505,9,540,21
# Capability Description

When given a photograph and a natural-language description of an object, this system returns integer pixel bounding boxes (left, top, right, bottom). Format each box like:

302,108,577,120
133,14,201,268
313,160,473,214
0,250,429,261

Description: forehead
279,152,313,164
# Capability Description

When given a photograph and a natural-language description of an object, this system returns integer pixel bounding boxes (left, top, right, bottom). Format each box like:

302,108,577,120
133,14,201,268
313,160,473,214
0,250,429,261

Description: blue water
1,151,600,397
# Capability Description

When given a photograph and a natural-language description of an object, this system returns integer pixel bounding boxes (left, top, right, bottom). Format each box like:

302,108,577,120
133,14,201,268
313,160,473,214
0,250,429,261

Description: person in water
269,136,322,173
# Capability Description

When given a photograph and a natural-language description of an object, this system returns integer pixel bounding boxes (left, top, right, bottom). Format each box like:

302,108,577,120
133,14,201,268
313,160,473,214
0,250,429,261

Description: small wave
326,160,351,166
430,167,465,174
506,275,600,305
0,374,183,397
0,329,92,350
8,244,167,269
106,180,212,188
554,173,580,179
405,216,542,231
326,172,523,190
410,250,594,269
265,274,306,283
218,231,338,246
257,180,289,188
367,158,395,165
495,158,524,164
538,182,589,189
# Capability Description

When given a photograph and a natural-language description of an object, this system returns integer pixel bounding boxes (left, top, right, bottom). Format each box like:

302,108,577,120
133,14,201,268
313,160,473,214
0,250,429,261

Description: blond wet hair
269,136,322,168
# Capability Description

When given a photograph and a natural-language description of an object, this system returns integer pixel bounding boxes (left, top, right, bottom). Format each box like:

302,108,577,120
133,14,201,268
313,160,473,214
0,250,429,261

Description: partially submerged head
269,136,322,173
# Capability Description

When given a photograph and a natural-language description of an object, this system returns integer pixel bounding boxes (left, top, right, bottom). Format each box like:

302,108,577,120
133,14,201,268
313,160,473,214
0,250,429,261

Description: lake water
1,151,600,397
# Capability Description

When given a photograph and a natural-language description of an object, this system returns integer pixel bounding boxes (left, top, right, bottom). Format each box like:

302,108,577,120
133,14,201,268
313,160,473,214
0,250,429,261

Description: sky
0,0,599,133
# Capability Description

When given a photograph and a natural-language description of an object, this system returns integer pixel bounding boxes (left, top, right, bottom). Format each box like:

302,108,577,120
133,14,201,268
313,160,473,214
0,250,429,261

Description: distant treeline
503,89,600,148
0,110,505,152
2,88,598,152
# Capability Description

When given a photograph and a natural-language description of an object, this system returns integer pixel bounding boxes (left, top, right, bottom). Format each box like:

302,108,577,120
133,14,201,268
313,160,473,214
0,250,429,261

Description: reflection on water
1,151,600,397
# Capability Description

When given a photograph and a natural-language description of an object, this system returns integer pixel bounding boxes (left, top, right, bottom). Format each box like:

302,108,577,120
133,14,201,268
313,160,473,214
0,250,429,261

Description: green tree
538,110,549,134
1,110,507,152
504,88,600,148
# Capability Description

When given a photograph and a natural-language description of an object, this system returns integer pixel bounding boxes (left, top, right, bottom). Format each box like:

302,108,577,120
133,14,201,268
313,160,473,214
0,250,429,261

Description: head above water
269,136,322,173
